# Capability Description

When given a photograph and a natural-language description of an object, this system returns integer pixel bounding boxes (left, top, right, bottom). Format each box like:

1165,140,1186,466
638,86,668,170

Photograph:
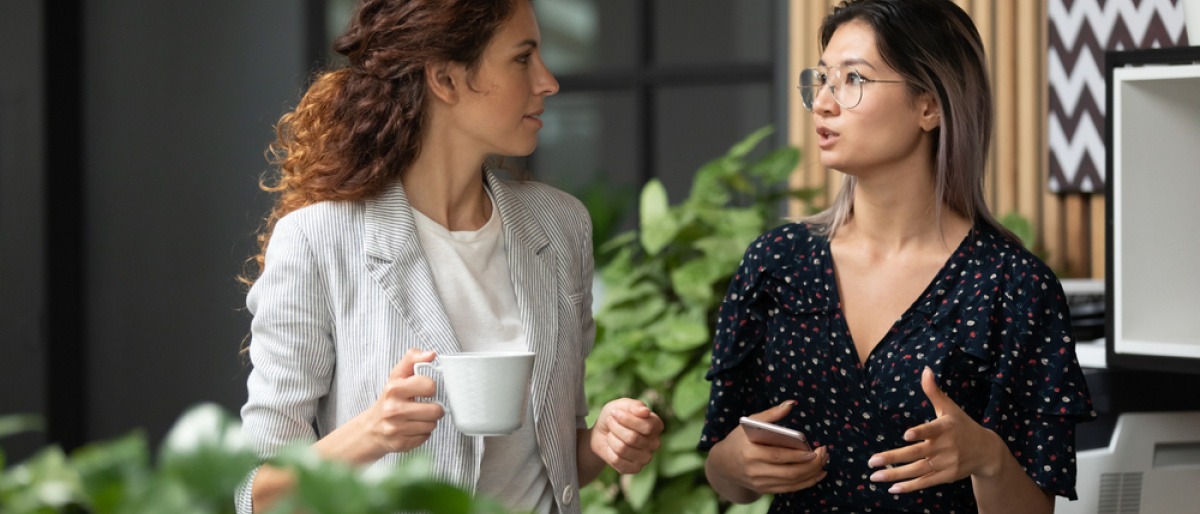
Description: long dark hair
244,0,518,284
806,0,1015,242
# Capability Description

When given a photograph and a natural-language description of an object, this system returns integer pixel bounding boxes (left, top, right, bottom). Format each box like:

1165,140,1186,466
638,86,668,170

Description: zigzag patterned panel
1048,0,1190,193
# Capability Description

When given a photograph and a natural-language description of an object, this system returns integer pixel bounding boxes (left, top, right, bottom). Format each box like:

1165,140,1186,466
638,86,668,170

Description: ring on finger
925,457,935,474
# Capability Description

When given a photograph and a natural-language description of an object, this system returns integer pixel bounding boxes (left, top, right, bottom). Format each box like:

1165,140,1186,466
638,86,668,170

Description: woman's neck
402,147,491,231
839,166,968,253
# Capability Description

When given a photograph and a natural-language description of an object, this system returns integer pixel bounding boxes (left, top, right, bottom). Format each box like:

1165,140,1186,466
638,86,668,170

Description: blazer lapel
363,180,461,359
487,172,559,422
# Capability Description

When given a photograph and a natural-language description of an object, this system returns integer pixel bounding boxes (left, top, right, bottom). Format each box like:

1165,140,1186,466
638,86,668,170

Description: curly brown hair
243,0,519,285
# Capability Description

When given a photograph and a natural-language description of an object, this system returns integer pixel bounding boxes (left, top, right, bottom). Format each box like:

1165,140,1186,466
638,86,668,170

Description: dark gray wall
0,0,48,462
81,1,308,443
1,1,310,459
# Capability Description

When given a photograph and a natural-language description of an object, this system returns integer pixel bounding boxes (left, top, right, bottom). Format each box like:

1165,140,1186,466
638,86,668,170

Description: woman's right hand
360,349,445,458
706,401,829,501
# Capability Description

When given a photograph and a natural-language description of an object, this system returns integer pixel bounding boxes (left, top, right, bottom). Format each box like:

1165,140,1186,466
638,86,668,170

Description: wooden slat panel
994,1,1017,217
1090,194,1106,279
1043,191,1065,274
1064,194,1088,277
971,3,999,208
1016,0,1041,225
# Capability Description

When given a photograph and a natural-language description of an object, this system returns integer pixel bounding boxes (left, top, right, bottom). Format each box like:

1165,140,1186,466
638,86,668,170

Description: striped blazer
238,170,595,514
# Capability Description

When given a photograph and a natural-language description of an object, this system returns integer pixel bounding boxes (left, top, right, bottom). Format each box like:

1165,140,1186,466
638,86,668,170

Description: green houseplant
582,126,817,514
0,405,509,514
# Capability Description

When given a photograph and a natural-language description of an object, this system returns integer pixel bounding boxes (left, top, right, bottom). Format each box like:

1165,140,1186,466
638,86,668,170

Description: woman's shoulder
493,178,590,230
273,200,365,243
499,178,585,210
961,221,1068,310
969,221,1059,280
744,221,825,260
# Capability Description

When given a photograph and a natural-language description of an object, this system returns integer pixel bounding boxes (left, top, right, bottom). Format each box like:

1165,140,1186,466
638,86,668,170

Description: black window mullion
43,0,86,453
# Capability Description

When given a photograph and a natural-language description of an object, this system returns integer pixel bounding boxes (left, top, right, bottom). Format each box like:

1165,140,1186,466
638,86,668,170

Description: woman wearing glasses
700,0,1094,512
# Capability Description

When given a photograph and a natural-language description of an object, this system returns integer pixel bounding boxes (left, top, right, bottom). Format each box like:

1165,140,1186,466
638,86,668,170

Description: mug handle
412,362,446,410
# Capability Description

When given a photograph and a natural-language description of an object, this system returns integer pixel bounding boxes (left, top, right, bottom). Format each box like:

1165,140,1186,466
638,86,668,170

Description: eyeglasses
798,65,904,111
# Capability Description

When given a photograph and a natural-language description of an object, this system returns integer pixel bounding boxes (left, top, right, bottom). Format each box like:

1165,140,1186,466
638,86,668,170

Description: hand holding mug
589,398,664,474
362,349,445,457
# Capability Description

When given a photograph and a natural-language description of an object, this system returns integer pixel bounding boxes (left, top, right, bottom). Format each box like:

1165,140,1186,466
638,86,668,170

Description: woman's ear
425,61,459,104
918,91,941,133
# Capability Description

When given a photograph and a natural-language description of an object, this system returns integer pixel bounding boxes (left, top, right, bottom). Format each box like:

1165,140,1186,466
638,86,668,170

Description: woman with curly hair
237,1,663,512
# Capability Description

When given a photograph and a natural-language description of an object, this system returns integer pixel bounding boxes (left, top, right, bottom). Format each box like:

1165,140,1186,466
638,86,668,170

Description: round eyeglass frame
798,65,904,111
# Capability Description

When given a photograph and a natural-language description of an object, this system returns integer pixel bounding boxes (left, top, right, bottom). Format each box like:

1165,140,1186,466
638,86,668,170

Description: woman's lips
817,127,839,149
525,110,544,128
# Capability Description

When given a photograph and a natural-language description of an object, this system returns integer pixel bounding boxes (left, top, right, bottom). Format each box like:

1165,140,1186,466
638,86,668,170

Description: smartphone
739,417,811,450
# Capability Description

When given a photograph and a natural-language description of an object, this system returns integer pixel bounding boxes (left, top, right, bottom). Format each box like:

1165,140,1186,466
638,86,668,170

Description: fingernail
889,484,903,494
870,471,885,482
868,455,883,467
903,430,915,441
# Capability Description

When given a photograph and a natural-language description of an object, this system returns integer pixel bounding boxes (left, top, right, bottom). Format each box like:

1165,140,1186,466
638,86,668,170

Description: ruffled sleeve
698,233,773,450
984,258,1096,500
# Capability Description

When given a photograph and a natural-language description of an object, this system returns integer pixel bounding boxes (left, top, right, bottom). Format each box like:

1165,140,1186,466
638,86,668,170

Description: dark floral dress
699,221,1096,513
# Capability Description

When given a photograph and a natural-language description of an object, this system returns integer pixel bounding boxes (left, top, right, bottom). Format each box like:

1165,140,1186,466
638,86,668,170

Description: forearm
971,431,1054,514
576,427,607,485
703,441,762,504
250,414,388,512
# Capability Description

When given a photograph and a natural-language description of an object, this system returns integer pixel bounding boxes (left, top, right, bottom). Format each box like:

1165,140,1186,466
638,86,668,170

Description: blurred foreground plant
0,405,508,514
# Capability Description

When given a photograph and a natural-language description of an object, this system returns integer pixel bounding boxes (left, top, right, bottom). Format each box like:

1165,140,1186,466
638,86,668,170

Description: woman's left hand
867,367,1006,493
590,398,664,474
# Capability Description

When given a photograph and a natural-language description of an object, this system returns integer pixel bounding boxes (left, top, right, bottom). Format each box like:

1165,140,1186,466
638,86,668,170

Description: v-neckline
825,225,977,370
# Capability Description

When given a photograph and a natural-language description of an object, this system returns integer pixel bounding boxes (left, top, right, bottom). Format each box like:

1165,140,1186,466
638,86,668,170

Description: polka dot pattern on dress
699,222,1095,513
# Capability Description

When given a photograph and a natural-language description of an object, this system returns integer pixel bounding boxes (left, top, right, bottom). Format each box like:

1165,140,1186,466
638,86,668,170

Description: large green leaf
654,476,719,514
689,157,736,207
659,450,705,478
0,446,85,512
663,418,706,453
725,496,773,514
158,404,259,504
728,126,774,161
638,179,677,256
0,414,43,440
669,258,723,307
633,351,690,384
748,146,801,184
671,364,712,420
71,433,152,514
650,309,710,352
619,457,657,511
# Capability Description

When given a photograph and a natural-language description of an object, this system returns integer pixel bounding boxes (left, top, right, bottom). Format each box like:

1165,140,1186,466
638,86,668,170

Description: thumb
921,366,952,416
389,348,436,380
749,400,796,423
627,401,653,418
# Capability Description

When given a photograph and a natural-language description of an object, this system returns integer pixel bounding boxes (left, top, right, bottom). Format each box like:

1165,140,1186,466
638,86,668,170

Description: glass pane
653,0,772,66
537,0,639,74
533,91,641,239
654,84,774,203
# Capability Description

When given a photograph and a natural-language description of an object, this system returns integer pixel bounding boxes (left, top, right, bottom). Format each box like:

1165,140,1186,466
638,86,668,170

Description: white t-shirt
412,197,556,514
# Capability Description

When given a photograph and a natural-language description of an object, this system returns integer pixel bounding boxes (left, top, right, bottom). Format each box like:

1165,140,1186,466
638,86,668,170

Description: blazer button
561,485,575,505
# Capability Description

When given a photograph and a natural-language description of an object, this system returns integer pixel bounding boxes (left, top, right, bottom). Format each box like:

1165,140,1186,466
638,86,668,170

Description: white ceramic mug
414,351,535,436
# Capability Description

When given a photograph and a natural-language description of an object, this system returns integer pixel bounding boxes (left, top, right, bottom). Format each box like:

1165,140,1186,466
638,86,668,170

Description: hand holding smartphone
739,417,811,450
